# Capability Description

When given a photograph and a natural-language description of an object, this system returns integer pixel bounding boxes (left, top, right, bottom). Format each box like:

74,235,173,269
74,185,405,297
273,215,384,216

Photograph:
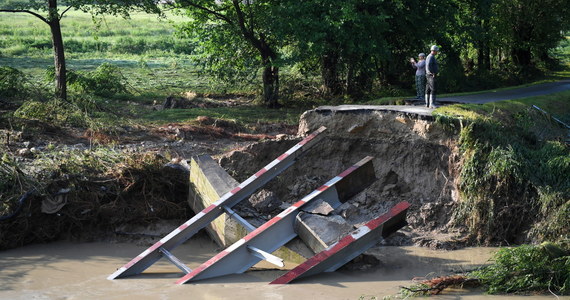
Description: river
0,238,563,300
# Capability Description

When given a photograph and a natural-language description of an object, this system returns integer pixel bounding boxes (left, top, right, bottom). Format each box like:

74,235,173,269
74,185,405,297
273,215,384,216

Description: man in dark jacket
425,45,439,108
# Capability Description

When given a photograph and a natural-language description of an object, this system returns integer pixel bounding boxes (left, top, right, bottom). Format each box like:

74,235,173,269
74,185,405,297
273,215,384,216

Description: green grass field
0,10,190,59
0,9,259,102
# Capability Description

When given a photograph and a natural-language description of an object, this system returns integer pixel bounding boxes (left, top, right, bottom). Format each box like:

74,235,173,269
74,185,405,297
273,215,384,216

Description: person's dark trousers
425,74,436,107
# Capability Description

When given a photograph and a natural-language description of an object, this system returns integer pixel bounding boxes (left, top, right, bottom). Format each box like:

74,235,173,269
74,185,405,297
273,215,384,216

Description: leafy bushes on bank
471,243,569,295
398,243,570,296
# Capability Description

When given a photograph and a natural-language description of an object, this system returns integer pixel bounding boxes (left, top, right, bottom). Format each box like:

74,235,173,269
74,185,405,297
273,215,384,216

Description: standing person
425,45,439,108
410,53,426,101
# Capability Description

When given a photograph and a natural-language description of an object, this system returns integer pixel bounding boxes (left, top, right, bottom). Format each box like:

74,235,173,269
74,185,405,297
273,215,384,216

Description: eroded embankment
219,107,465,249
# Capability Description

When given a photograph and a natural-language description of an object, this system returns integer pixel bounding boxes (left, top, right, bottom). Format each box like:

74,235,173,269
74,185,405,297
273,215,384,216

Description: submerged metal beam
247,246,284,267
223,206,256,233
159,247,192,274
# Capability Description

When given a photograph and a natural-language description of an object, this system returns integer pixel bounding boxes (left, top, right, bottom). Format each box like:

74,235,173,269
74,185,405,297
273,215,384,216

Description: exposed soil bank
219,107,465,249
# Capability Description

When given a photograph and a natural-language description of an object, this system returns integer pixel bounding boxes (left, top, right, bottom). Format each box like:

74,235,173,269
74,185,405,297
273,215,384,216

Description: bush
471,244,569,295
87,63,129,97
14,98,92,128
47,63,129,97
0,66,30,99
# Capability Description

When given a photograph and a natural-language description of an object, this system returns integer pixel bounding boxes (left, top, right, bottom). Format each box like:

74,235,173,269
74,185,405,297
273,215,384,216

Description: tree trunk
477,45,491,71
48,0,67,101
262,59,279,108
231,2,279,108
512,48,532,66
321,51,342,95
257,36,279,108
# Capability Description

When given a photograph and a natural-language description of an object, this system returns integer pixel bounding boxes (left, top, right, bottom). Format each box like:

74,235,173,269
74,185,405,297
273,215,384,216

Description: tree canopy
1,0,568,104
175,0,568,103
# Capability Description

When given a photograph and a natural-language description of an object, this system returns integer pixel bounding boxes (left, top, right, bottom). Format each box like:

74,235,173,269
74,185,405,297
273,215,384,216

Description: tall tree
492,0,569,67
275,0,391,98
0,0,160,101
175,0,282,108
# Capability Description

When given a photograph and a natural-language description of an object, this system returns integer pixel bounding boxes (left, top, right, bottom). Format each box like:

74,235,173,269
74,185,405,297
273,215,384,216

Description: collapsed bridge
108,125,411,284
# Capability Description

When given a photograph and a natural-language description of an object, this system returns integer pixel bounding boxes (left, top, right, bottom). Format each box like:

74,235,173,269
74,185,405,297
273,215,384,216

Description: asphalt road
439,80,570,104
313,80,570,117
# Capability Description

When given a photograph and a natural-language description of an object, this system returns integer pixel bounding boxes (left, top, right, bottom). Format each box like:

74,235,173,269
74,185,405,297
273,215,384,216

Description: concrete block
295,212,354,253
188,155,240,247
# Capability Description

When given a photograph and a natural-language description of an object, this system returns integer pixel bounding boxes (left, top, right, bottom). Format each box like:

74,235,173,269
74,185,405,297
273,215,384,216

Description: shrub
87,63,129,97
14,98,92,128
471,244,569,295
0,66,30,99
47,63,129,97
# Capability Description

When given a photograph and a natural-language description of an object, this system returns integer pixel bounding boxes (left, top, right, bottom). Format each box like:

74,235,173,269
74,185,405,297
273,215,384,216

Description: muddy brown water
0,238,561,300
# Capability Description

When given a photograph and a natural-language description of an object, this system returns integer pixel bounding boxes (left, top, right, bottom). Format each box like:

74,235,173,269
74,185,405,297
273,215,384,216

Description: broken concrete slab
295,212,354,253
300,198,335,215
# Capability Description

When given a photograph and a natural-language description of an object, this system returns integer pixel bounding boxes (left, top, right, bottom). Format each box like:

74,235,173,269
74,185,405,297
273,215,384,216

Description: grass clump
14,98,94,128
471,243,570,295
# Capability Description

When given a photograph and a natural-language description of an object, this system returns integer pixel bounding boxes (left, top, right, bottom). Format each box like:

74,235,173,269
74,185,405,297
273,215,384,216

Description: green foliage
175,1,275,85
471,244,570,295
274,0,391,97
14,98,93,128
83,63,129,97
0,66,31,99
491,0,570,66
47,63,129,97
0,0,162,19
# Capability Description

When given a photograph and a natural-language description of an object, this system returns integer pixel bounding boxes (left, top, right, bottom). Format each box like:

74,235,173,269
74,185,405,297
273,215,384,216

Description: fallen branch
402,275,480,295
